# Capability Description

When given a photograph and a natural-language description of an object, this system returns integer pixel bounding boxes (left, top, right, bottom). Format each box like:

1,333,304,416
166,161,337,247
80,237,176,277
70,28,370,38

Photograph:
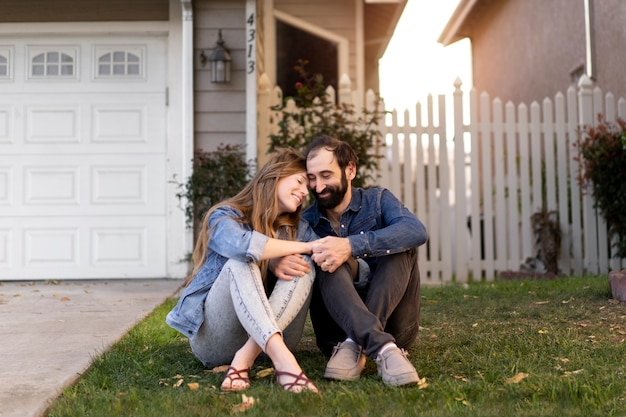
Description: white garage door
0,35,168,280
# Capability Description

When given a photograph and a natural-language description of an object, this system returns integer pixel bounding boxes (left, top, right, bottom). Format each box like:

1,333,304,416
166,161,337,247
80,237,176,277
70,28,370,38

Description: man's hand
268,254,311,281
311,236,352,273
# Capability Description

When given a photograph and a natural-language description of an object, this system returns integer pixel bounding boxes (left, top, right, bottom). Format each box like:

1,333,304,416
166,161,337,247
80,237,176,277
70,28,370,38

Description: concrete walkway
0,279,181,417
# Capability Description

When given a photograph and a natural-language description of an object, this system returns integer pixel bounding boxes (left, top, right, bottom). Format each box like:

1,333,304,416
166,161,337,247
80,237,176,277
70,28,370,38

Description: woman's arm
260,238,313,260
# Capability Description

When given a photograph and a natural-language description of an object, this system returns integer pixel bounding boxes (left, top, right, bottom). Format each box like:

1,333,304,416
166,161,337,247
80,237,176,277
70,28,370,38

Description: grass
45,275,626,417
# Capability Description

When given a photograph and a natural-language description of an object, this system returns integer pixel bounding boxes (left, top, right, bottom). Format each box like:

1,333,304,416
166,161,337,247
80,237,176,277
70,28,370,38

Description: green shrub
577,115,626,257
174,144,250,239
268,60,383,188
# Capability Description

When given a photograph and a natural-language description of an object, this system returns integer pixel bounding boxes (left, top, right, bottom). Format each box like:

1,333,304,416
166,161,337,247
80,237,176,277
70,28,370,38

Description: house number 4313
246,12,255,74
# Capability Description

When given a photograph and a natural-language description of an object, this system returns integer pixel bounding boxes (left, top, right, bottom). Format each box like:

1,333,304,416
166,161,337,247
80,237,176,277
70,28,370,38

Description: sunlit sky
379,0,472,112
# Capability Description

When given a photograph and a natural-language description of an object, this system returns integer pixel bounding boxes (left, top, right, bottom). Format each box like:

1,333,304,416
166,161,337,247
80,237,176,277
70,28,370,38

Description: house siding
593,0,626,99
471,0,585,105
457,0,626,105
194,0,248,152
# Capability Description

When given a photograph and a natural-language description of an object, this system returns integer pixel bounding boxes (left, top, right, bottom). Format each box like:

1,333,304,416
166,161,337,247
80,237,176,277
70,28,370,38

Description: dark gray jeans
310,249,421,358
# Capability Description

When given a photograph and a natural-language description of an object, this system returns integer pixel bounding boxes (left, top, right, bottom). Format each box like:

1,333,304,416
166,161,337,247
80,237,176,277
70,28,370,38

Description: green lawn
46,275,626,417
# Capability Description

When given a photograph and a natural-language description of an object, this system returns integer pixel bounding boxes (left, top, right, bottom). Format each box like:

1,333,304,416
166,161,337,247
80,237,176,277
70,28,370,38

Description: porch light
200,29,232,83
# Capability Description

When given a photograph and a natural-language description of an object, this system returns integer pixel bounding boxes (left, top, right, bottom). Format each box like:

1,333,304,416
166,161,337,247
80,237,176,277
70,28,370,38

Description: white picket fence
259,73,626,283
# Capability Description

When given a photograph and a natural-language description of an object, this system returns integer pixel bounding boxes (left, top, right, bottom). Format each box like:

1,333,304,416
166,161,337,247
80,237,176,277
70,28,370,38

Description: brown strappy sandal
274,370,319,394
221,366,251,391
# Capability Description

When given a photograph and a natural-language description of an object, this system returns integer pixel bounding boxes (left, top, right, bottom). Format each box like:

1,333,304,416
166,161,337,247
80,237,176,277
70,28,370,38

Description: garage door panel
0,106,13,143
2,94,165,152
0,154,166,216
0,216,166,279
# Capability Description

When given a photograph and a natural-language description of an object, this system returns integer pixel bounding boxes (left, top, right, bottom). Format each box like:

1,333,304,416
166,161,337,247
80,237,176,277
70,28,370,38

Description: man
271,135,428,387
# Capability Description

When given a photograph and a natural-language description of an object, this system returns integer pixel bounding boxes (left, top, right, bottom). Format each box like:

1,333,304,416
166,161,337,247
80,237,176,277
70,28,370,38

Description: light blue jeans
190,258,315,367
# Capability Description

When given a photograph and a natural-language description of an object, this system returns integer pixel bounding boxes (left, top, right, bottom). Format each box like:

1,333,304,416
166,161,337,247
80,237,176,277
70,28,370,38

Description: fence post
578,75,599,274
453,78,468,281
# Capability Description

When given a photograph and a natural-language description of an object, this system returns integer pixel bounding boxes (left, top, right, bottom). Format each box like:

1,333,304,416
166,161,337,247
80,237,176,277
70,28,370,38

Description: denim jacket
166,205,318,339
302,187,428,273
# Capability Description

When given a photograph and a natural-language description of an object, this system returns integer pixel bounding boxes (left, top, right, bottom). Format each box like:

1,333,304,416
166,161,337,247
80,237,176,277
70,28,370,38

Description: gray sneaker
324,341,366,381
375,346,419,386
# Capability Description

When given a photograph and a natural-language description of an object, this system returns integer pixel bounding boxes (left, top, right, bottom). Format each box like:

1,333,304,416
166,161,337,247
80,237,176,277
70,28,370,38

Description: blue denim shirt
302,187,428,273
166,205,318,339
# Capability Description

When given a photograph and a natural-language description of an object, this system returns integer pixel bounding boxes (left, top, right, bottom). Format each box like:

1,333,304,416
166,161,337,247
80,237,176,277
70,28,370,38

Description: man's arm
348,189,427,258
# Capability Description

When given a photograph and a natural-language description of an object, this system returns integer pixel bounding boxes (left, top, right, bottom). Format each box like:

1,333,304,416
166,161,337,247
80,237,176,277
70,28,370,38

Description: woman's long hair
186,148,307,285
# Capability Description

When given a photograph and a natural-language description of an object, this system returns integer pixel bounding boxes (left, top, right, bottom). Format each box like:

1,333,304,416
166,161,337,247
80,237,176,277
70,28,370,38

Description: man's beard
313,172,349,210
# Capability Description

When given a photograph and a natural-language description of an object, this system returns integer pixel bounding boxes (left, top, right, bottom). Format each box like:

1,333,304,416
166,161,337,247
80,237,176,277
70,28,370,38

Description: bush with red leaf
577,115,626,257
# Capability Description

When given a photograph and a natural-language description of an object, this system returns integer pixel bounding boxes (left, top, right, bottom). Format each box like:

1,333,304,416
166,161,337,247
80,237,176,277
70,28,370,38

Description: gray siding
194,0,247,152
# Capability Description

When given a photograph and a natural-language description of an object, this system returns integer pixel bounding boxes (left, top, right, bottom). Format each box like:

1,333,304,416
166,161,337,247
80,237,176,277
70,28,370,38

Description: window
95,47,144,79
31,52,75,77
0,47,10,79
276,20,338,100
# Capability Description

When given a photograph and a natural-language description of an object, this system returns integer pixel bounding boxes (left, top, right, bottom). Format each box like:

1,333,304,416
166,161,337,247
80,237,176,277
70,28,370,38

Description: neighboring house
438,0,626,105
0,0,404,280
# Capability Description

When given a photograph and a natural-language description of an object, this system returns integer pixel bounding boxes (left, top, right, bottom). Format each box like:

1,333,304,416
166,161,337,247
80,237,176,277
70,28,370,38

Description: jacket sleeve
207,206,269,263
348,189,428,258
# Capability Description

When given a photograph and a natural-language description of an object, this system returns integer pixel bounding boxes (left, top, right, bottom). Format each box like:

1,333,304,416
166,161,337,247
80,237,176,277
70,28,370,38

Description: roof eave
437,0,478,46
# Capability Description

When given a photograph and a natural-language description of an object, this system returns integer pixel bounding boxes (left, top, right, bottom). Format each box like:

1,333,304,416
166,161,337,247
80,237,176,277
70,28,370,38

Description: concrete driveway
0,279,181,417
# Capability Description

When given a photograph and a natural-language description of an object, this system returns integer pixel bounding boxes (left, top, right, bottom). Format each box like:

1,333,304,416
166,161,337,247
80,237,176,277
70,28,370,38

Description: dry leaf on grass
209,365,230,373
187,382,200,391
563,369,584,377
173,378,184,388
417,377,428,389
505,372,529,384
232,394,256,413
255,367,274,379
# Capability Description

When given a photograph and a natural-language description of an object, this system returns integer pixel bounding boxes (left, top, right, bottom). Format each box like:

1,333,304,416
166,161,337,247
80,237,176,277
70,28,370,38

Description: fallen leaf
563,369,584,376
453,375,469,382
232,394,256,413
187,382,199,391
505,372,529,384
173,378,184,388
538,330,548,334
209,365,230,373
535,301,549,305
417,377,428,389
255,367,274,378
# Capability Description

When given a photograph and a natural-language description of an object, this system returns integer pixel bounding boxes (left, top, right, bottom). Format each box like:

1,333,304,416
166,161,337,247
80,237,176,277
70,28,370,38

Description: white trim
164,0,194,278
355,0,365,99
0,21,169,36
263,0,276,87
246,0,257,168
273,9,349,79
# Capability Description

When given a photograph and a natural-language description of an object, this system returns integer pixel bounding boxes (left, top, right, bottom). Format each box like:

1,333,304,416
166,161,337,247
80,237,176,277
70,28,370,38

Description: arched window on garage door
95,48,144,78
30,49,76,78
0,47,10,79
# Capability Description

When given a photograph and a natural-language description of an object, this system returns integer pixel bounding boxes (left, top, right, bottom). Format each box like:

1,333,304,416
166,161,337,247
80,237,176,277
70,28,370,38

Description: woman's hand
268,254,311,281
311,236,352,273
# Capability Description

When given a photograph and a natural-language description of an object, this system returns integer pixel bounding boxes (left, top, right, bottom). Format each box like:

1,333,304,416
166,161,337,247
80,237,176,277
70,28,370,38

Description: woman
166,149,319,393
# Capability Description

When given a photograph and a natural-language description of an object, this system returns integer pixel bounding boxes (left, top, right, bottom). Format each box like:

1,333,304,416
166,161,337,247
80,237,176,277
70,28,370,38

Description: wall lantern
200,29,232,83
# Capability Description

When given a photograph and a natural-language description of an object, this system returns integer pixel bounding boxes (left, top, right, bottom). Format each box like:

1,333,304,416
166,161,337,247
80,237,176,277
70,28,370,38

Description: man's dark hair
304,135,358,170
